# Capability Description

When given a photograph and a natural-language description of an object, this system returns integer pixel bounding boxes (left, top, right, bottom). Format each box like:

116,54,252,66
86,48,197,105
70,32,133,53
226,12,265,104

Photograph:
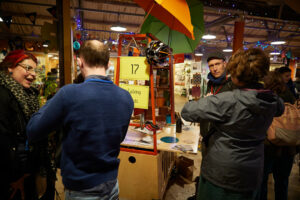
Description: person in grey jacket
201,52,234,154
181,48,284,200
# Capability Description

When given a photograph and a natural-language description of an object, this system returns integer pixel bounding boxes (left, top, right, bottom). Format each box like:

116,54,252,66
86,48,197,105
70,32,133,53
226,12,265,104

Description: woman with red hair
0,50,43,199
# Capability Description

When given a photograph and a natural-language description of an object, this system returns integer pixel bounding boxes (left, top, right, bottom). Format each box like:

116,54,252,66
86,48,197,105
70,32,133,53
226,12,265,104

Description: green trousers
197,175,257,200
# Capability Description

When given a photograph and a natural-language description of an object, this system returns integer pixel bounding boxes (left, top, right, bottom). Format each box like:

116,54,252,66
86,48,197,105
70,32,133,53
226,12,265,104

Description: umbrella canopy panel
134,0,195,39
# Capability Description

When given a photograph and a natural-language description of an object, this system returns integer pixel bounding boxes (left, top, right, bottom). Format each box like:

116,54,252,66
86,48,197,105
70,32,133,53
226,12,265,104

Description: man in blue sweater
27,40,134,200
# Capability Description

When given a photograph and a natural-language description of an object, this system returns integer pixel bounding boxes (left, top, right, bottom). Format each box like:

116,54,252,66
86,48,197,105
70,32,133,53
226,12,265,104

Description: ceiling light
223,48,233,52
202,34,216,40
195,53,203,56
43,41,49,48
270,52,280,55
110,25,127,32
271,40,286,45
0,17,3,22
111,13,126,32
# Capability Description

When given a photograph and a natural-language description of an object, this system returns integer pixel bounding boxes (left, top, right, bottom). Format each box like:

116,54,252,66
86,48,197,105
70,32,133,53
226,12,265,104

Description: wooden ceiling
0,0,300,58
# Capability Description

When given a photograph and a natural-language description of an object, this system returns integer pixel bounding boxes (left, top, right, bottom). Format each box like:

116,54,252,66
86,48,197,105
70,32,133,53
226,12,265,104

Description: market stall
114,34,199,200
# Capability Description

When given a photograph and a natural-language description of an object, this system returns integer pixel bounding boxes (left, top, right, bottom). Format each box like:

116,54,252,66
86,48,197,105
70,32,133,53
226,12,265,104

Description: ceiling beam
0,32,42,40
72,7,144,17
3,0,300,25
205,14,238,29
0,22,43,27
83,19,139,27
1,11,299,35
84,0,138,8
1,0,55,7
284,0,300,14
223,24,299,34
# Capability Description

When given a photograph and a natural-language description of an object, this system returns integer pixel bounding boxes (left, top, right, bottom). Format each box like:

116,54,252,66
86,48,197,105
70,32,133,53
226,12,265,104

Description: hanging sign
120,57,150,80
120,84,149,109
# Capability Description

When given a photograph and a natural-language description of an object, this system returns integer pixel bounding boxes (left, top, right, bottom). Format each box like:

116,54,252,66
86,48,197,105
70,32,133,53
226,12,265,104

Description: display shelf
114,34,193,200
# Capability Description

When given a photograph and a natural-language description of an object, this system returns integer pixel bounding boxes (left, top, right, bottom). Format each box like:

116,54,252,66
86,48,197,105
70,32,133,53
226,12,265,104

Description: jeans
259,150,294,200
65,180,119,200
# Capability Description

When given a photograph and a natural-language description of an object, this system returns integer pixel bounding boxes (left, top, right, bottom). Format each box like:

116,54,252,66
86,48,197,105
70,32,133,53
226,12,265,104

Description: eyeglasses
18,63,39,73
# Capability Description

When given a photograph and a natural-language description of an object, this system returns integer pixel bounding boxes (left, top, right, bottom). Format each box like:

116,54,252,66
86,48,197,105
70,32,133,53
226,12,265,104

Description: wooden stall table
118,125,199,200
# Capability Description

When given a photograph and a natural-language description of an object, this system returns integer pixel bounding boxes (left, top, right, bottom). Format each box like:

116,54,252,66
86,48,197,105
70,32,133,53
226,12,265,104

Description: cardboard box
177,156,194,181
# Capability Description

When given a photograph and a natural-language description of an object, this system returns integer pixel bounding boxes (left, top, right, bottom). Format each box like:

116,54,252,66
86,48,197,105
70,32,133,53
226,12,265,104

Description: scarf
0,71,39,121
207,71,226,85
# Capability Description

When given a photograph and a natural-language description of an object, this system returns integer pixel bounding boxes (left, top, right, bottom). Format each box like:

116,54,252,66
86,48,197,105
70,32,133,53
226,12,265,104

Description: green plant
43,78,58,100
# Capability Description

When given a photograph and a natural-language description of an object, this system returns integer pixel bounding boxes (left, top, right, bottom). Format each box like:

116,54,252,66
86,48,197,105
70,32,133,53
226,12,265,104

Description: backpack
267,103,300,146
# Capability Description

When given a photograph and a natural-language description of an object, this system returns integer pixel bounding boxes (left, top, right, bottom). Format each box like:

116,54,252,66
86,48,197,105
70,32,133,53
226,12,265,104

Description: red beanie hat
2,50,37,68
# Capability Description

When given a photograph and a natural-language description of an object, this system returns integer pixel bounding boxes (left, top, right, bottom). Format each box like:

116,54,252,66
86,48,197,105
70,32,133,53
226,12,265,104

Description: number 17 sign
120,57,150,80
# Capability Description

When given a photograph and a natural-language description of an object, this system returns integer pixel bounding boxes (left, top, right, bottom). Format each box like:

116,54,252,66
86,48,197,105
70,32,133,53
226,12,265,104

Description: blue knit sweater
26,77,134,190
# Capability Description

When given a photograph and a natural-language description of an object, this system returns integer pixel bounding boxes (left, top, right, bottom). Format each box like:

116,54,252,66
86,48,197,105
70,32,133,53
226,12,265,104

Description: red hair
0,50,37,71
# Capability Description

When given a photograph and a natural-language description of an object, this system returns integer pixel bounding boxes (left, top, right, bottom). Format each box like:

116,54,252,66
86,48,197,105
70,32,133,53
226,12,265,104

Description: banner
120,84,149,109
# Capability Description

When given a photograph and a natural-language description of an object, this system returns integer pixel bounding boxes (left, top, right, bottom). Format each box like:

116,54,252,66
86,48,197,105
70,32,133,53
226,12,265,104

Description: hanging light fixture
223,43,232,52
111,25,127,32
194,46,205,56
111,13,127,32
270,40,286,45
42,41,49,48
195,53,203,56
202,34,216,40
270,51,280,55
223,48,232,52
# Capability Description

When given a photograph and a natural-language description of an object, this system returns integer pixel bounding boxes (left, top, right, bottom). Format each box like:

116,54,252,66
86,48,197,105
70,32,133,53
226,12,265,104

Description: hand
9,174,30,200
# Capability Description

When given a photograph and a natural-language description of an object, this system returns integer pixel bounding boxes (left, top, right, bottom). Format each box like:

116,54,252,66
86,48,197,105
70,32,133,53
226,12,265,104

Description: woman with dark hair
259,71,297,200
277,66,298,99
0,50,47,199
181,48,284,200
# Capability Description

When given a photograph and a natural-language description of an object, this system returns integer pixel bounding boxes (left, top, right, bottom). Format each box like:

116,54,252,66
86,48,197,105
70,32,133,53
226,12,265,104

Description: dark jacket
0,86,33,183
27,77,134,191
200,75,233,138
206,75,233,96
181,89,284,192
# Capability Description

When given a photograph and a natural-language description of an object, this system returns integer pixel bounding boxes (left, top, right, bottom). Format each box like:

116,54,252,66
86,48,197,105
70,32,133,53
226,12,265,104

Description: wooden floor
164,95,300,200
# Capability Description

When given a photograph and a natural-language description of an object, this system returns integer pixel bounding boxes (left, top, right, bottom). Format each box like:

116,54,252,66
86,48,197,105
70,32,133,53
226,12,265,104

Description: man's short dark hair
207,51,226,62
79,40,109,69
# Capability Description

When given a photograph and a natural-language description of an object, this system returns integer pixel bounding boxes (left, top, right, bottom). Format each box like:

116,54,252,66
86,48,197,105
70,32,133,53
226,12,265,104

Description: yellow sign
120,57,150,80
120,84,149,109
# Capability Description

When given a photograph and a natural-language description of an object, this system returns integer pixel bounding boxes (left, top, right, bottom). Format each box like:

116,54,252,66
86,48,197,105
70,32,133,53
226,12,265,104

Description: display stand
115,34,158,155
115,34,177,200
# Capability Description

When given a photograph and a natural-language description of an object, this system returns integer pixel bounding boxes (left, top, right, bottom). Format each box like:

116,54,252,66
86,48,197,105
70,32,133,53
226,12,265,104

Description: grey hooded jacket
181,89,284,192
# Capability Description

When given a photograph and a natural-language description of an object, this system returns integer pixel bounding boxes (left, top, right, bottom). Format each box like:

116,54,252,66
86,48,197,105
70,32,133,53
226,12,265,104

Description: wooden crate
118,151,176,200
